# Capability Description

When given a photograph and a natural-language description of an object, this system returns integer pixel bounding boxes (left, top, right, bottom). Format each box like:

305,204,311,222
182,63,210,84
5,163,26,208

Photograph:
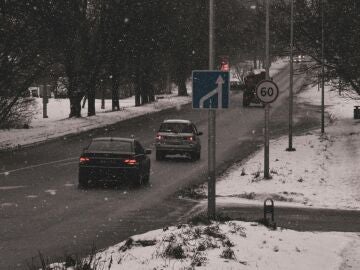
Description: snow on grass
0,60,287,151
49,221,357,270
0,91,191,150
202,83,360,210
270,57,288,77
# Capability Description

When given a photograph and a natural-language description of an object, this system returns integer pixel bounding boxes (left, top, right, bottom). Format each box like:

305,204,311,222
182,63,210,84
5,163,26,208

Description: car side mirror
145,149,152,155
197,132,203,136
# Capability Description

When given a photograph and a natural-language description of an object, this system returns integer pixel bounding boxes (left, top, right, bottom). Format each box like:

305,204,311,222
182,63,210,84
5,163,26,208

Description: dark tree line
272,0,360,93
2,0,358,127
0,0,211,122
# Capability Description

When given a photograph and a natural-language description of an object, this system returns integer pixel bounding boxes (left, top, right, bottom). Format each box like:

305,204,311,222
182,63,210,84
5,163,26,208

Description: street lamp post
208,0,216,219
287,0,296,151
264,0,270,179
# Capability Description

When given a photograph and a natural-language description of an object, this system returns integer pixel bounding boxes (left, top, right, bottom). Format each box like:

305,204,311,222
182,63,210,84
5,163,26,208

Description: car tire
143,172,150,184
131,172,143,187
156,150,164,161
196,151,201,160
78,172,89,189
191,151,200,161
243,94,250,107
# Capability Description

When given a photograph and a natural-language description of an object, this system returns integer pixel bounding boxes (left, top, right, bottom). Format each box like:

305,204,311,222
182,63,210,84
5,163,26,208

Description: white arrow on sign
199,76,224,109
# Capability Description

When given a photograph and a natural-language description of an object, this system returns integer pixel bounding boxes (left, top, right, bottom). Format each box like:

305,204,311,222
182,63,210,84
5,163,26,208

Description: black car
78,137,151,188
243,70,266,107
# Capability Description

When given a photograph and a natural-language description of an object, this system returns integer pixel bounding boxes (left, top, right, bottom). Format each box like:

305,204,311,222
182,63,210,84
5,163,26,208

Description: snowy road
0,64,320,269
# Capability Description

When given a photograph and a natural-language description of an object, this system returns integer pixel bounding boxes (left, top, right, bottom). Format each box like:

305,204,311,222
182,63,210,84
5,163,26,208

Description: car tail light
156,133,163,140
186,136,195,141
124,159,138,165
79,157,90,163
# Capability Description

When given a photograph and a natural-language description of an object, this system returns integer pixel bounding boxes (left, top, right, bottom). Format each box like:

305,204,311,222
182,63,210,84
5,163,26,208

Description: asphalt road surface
0,64,329,269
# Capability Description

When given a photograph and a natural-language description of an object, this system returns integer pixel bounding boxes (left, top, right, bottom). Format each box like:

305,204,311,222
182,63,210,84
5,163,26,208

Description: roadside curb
0,100,192,153
183,200,360,232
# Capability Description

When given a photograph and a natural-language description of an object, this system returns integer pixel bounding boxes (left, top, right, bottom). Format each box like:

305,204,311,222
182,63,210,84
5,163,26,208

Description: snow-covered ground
0,91,191,150
197,83,360,210
0,58,287,151
44,79,360,270
49,221,359,270
12,59,360,270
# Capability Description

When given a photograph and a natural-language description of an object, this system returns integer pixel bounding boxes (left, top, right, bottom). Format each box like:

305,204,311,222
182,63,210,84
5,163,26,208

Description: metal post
321,0,325,134
264,0,270,179
208,0,216,219
287,0,296,151
265,0,270,80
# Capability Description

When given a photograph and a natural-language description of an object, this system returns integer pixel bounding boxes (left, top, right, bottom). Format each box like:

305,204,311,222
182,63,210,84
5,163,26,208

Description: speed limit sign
255,80,279,103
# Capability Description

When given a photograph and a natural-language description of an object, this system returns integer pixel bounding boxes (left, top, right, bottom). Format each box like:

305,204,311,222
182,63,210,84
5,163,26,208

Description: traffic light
219,56,229,71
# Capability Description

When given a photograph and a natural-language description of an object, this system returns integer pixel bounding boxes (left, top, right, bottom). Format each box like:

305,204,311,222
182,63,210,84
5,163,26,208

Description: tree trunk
177,76,188,96
134,70,144,106
68,77,83,118
135,77,141,106
69,95,82,118
149,83,155,102
141,76,149,104
112,77,120,111
87,86,96,116
166,72,172,94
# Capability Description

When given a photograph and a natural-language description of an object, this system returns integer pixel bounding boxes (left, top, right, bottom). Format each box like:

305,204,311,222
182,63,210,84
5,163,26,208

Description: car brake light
156,133,163,140
124,159,138,165
186,136,194,141
79,157,90,163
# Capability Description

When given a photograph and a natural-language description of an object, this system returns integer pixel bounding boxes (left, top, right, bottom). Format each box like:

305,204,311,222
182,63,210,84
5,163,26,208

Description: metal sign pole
264,103,270,178
321,0,325,134
287,0,296,152
264,0,270,179
208,0,216,219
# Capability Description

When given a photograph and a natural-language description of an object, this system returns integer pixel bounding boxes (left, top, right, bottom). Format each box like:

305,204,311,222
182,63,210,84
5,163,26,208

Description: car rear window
159,123,193,133
88,140,133,152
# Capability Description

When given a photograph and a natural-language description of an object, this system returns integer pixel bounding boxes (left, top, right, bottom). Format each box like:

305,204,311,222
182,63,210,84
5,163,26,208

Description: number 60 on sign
255,80,279,104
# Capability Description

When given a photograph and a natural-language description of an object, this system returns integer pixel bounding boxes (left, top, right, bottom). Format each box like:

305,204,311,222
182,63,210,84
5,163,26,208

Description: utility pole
263,0,270,179
287,0,296,151
321,0,325,134
208,0,216,219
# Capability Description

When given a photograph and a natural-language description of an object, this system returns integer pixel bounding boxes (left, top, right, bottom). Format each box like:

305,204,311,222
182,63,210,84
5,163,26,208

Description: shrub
164,243,185,259
220,247,236,260
0,97,35,129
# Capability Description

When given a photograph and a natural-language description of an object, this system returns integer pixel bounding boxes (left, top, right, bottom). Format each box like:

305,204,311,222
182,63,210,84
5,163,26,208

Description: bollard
263,198,276,229
354,106,360,119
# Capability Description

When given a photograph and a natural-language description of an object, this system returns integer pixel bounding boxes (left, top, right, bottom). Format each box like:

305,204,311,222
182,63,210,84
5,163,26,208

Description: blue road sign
192,71,229,109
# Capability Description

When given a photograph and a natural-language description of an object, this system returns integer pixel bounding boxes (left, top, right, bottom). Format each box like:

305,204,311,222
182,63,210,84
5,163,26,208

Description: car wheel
156,150,164,161
143,172,150,184
78,172,89,189
195,151,201,160
243,94,250,107
191,151,200,161
131,172,143,187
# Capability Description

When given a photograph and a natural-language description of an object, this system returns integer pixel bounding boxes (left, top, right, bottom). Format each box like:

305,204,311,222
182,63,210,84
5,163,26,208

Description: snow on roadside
270,57,288,77
49,221,357,270
0,59,288,151
203,83,360,210
0,92,191,150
